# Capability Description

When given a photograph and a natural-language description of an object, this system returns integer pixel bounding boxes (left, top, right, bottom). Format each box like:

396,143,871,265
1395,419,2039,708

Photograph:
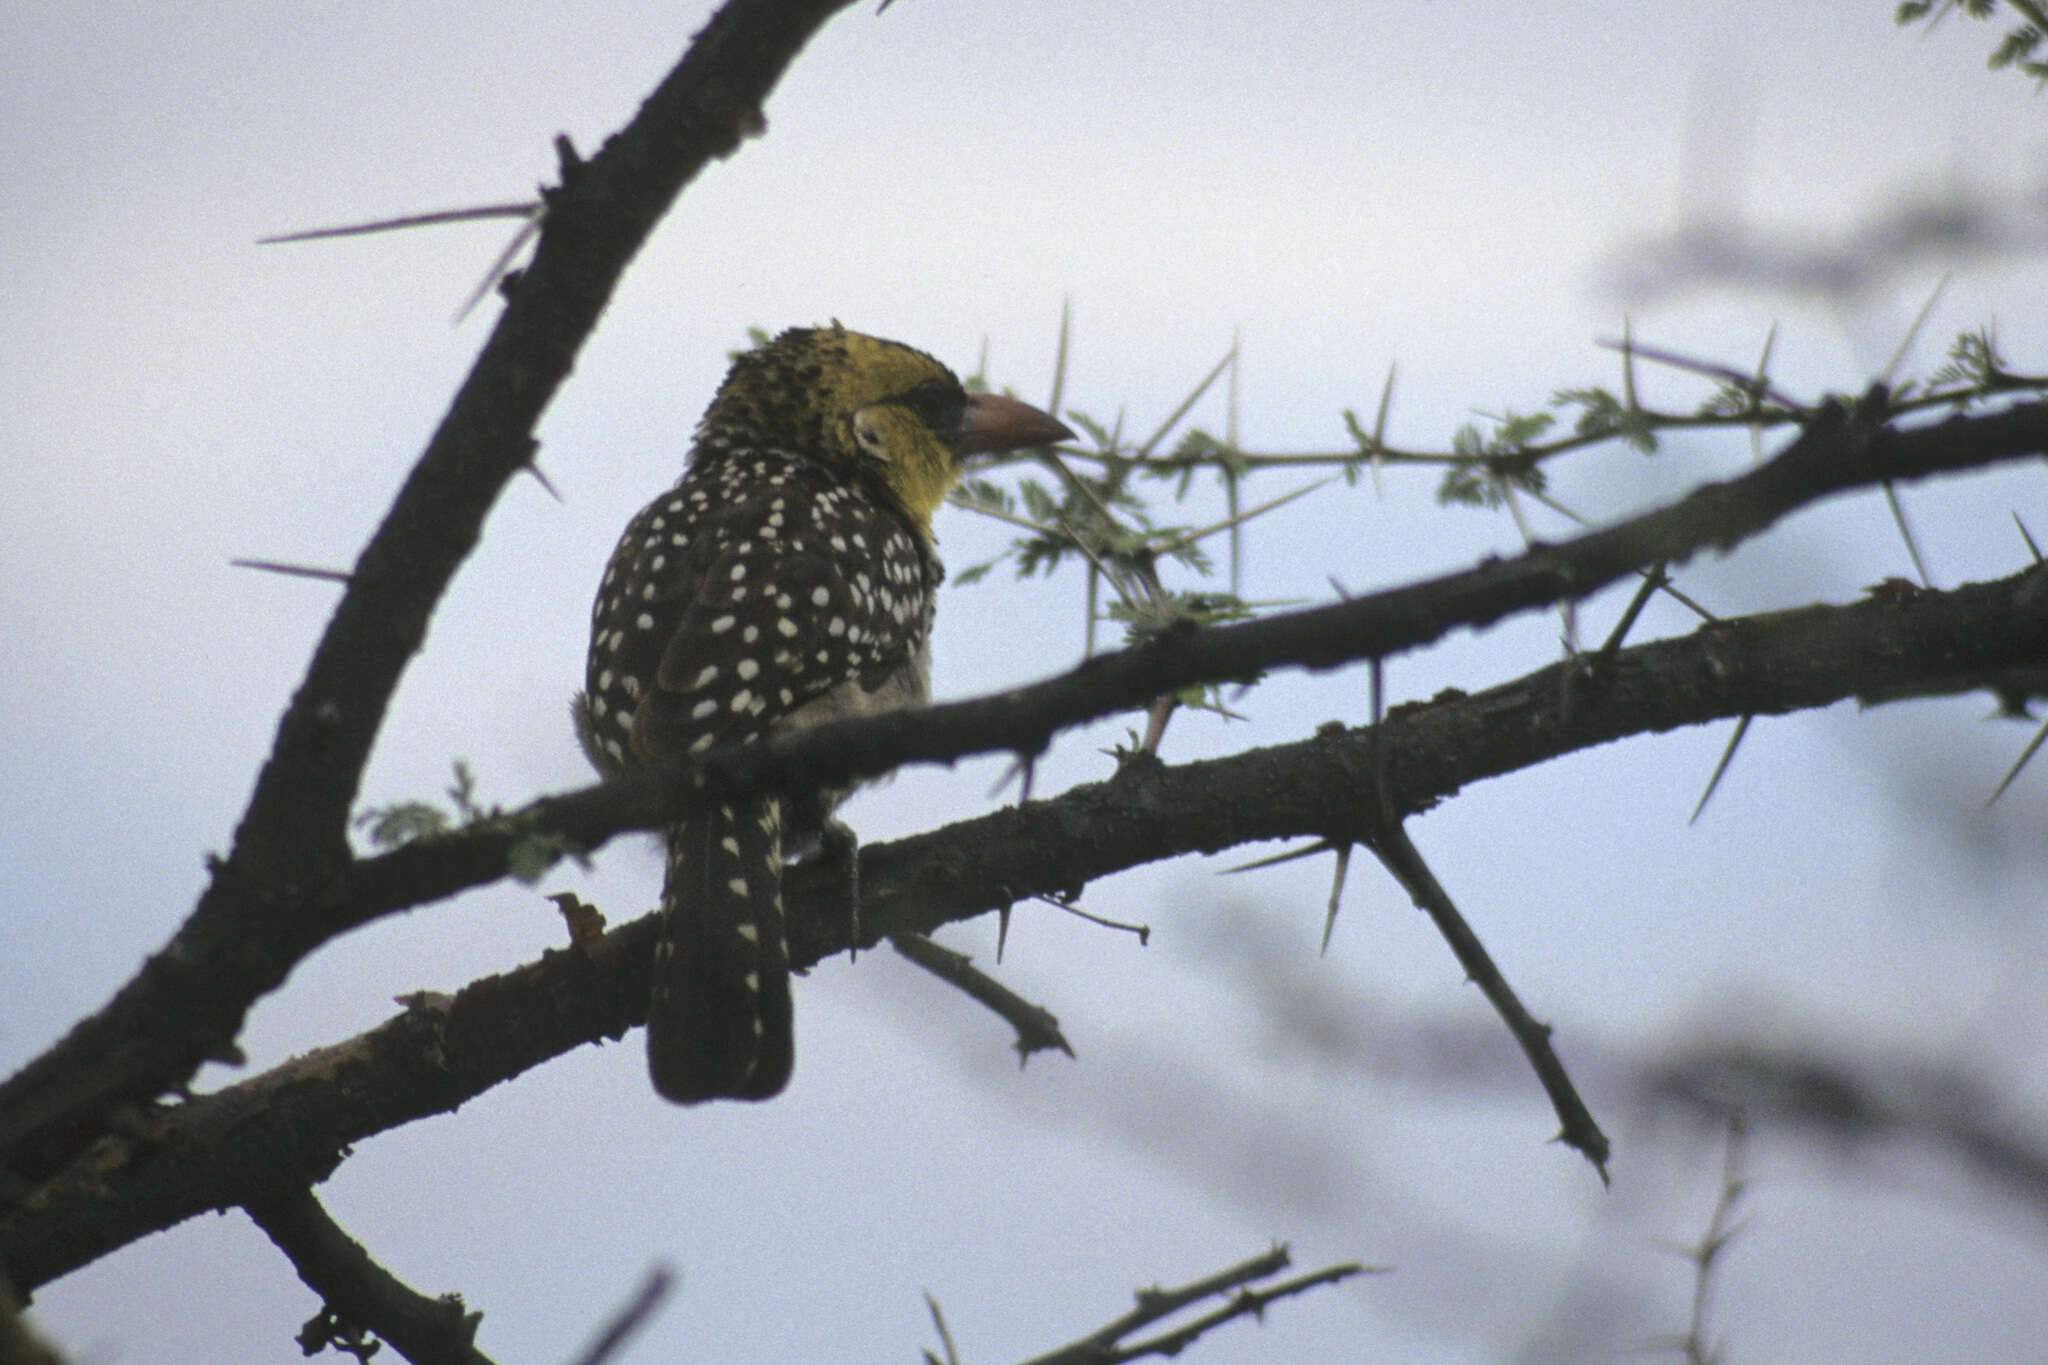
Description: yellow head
697,324,1071,530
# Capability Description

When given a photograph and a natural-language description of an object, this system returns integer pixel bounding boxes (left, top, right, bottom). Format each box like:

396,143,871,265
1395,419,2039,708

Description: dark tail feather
646,800,794,1103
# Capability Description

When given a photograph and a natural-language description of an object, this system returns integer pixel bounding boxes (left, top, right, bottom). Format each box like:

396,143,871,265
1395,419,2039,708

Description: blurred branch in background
1647,1037,2048,1224
1601,177,2048,308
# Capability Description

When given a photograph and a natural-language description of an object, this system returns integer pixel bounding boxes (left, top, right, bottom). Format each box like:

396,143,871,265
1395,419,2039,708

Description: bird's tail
647,799,794,1103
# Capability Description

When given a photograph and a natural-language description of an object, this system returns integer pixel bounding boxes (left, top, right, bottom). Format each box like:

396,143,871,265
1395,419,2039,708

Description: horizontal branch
352,395,2048,915
7,562,2042,1290
1645,1035,2048,1224
5,392,2041,1195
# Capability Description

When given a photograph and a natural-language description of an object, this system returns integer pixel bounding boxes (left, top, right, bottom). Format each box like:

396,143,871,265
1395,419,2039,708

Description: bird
574,324,1072,1103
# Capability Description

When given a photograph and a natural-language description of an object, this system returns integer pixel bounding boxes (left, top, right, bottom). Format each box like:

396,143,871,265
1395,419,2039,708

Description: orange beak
953,392,1073,457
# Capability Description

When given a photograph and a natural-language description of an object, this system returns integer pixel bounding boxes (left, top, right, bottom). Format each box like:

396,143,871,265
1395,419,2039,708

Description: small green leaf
354,802,450,849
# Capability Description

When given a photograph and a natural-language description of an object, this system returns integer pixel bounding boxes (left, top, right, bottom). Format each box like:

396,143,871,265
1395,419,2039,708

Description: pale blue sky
5,3,2046,1362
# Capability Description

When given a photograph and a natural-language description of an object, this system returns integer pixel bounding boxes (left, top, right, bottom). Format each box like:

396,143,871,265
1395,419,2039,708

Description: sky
4,2,2048,1362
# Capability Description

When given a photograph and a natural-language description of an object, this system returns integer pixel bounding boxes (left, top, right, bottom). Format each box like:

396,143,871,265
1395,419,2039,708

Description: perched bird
575,325,1071,1103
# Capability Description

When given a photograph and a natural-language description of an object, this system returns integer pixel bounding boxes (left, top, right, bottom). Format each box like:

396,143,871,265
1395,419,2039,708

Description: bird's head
697,323,1072,529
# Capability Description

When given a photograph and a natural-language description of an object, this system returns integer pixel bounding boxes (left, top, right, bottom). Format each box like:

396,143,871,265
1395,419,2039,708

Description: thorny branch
890,932,1075,1063
1013,1245,1371,1365
246,1185,490,1365
8,345,2042,1195
5,560,2044,1290
7,3,2045,1361
303,396,2048,944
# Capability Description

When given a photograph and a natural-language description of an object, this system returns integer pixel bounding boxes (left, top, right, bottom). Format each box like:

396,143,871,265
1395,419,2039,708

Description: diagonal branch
6,563,2043,1291
1359,820,1610,1177
245,1185,490,1365
0,0,860,1184
350,398,2048,932
890,932,1075,1062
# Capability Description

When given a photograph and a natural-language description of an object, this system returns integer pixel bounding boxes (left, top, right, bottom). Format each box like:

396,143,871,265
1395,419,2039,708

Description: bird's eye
902,379,965,434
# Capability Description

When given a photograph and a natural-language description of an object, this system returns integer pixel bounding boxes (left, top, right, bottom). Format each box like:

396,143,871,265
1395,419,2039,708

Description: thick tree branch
7,383,2040,1192
693,396,2048,829
6,563,2043,1291
0,0,859,1185
209,398,2048,945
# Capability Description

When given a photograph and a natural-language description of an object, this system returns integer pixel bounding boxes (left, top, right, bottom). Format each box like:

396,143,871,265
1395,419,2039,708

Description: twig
1668,1119,1748,1365
245,1184,490,1365
1106,1261,1372,1363
562,1265,674,1365
1596,336,1805,410
1034,894,1150,944
1014,1245,1371,1365
1361,820,1611,1177
891,932,1074,1061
